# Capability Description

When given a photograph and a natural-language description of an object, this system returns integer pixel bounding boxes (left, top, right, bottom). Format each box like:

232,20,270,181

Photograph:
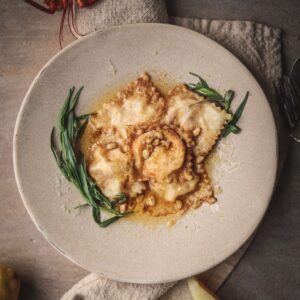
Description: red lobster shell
24,0,99,47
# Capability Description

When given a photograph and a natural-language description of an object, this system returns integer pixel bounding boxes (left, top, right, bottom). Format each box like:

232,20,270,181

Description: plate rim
13,22,278,283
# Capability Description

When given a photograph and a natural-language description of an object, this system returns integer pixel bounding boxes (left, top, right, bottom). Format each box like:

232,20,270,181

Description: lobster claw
76,0,98,8
24,0,60,14
24,0,99,48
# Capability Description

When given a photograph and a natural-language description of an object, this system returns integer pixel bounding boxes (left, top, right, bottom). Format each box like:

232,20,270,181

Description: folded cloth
75,0,169,34
62,2,285,300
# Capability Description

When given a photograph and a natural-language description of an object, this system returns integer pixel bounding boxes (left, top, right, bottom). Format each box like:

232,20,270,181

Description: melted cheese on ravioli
88,145,146,198
184,169,216,208
84,74,227,218
164,85,231,155
88,146,128,197
150,177,199,202
89,73,165,138
91,97,156,128
132,129,185,181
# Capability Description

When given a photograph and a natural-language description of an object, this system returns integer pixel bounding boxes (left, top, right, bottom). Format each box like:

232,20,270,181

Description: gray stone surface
166,0,300,73
219,147,300,299
0,0,299,299
166,1,300,299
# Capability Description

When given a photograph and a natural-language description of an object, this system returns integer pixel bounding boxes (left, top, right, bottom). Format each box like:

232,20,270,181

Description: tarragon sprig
221,92,249,137
188,72,228,108
187,73,249,137
51,87,131,228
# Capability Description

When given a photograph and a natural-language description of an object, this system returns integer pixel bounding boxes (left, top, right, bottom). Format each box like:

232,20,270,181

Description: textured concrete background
0,1,299,299
165,1,300,299
167,0,300,73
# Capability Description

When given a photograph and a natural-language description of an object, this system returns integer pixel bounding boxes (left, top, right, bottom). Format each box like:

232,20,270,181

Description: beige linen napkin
62,1,285,299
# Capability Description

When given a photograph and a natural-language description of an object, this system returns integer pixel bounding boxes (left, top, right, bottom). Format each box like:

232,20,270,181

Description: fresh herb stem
72,203,89,210
222,91,249,137
188,73,226,109
51,87,131,227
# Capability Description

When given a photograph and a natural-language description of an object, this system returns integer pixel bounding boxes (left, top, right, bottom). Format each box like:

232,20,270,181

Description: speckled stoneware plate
13,23,277,283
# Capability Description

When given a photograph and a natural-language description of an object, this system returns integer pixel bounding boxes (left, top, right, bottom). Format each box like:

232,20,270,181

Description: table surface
1,1,299,299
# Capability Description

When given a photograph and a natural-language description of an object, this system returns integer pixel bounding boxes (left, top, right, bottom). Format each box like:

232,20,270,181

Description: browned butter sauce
79,72,177,157
78,72,181,227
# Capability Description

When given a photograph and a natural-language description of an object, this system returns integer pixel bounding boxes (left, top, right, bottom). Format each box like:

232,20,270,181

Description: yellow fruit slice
187,277,220,300
0,266,20,300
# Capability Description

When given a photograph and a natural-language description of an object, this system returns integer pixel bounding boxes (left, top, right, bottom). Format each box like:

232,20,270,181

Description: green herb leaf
74,118,89,142
229,124,241,134
195,87,223,100
59,87,74,132
111,192,128,205
222,91,249,137
188,73,225,108
224,90,234,112
50,87,130,228
231,92,249,125
189,72,209,88
92,206,122,228
98,215,121,228
67,111,75,142
67,86,84,114
76,113,97,121
92,206,101,223
51,128,70,180
221,127,230,138
73,203,89,210
78,159,97,208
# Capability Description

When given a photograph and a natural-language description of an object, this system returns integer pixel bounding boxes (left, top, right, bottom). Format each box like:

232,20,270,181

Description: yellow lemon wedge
187,277,220,300
0,266,20,300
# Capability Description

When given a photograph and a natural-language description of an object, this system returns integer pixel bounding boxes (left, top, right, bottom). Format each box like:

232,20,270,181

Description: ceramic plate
13,24,277,283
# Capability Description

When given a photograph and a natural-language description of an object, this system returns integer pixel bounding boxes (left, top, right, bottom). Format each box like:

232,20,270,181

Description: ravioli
131,127,185,181
89,73,165,138
85,74,230,219
88,142,146,198
164,84,231,157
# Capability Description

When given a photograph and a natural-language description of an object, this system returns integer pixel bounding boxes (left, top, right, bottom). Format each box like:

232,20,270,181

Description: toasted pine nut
175,200,183,210
154,131,163,139
187,162,193,168
165,176,172,183
142,149,150,159
136,128,144,135
122,145,129,152
153,139,159,146
192,127,201,136
196,156,204,164
179,176,185,183
167,219,176,227
146,143,153,151
119,203,127,213
142,73,150,81
161,140,171,149
106,142,117,150
146,196,156,206
185,174,193,181
185,136,192,143
196,164,204,173
146,137,152,144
